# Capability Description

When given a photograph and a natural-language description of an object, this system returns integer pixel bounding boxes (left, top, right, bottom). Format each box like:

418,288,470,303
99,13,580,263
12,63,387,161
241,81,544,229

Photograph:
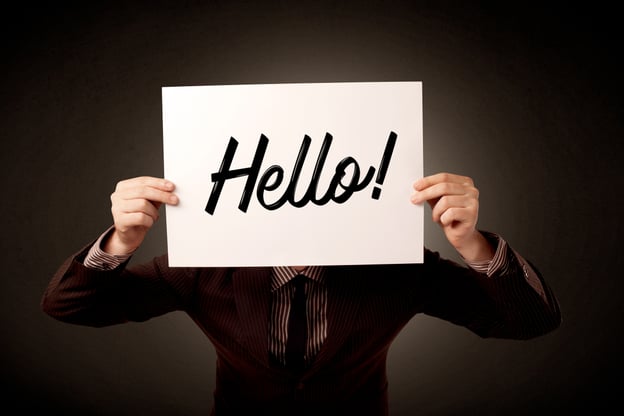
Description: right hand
103,176,178,255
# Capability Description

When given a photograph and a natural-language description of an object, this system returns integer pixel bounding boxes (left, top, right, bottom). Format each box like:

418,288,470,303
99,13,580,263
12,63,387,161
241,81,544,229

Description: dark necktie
285,274,307,372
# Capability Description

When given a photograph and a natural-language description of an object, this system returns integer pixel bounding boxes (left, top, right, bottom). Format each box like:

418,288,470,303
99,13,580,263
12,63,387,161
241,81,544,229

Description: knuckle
115,179,127,191
464,187,478,200
144,214,155,228
140,199,152,210
437,195,448,209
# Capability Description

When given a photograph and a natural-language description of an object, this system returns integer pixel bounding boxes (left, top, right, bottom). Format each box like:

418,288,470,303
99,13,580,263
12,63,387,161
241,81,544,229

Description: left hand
411,172,494,262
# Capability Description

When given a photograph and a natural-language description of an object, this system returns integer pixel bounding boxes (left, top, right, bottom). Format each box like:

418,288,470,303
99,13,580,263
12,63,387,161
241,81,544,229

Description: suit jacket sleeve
420,240,561,340
41,240,198,327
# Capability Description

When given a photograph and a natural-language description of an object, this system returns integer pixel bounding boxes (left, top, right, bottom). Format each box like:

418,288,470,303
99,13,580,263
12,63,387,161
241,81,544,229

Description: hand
411,172,494,262
104,176,178,255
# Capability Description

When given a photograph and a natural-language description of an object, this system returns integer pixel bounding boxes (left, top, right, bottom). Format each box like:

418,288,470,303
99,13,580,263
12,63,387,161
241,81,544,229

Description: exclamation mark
371,131,397,200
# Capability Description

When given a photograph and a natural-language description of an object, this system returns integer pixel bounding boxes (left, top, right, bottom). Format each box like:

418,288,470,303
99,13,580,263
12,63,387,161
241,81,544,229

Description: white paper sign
162,81,423,267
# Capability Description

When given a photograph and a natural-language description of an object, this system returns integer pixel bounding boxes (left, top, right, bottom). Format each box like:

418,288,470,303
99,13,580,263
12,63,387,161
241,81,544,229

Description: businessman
41,172,561,415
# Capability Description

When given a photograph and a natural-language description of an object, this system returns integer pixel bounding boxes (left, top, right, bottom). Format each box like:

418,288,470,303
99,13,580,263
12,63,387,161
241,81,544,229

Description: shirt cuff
83,226,134,271
464,231,508,277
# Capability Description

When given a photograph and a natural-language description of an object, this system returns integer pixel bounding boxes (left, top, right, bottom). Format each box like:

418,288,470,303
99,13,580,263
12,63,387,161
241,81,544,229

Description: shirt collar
271,266,326,291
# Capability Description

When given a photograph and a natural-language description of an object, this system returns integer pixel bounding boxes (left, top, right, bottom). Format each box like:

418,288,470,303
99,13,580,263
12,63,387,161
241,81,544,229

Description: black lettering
257,165,285,210
330,157,375,204
204,135,268,214
205,131,398,215
302,133,333,205
371,131,397,200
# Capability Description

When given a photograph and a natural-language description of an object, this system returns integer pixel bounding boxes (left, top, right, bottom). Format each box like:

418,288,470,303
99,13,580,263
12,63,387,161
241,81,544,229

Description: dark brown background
2,1,622,414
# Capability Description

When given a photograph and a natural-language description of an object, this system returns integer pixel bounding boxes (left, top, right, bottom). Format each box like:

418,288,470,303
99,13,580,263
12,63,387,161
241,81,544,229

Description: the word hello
205,132,397,214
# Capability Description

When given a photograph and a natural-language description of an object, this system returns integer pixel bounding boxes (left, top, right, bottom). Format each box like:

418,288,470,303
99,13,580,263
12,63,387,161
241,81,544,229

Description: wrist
455,230,495,263
102,230,140,256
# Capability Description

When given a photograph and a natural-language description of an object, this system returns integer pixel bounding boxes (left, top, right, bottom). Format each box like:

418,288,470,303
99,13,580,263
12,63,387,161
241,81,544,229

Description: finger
115,198,161,221
115,176,175,192
114,211,156,232
430,195,475,223
411,182,471,204
113,185,178,205
413,172,473,191
439,206,474,227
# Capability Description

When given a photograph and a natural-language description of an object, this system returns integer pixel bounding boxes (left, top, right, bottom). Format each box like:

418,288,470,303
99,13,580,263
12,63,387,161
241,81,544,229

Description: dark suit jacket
41,240,560,415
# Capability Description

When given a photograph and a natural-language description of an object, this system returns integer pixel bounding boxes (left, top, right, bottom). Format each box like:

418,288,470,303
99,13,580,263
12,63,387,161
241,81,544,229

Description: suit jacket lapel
232,267,273,367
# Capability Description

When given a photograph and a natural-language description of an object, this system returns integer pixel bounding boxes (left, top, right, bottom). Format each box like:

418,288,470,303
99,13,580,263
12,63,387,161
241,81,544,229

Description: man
41,172,560,415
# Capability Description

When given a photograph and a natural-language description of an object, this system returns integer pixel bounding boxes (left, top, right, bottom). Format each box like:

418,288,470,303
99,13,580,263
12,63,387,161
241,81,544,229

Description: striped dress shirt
270,266,326,366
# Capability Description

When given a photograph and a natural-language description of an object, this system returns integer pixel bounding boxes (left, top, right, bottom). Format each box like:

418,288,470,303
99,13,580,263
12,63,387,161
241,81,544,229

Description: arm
412,173,561,339
419,236,561,340
41,176,188,327
411,173,493,263
411,172,550,299
41,244,193,327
